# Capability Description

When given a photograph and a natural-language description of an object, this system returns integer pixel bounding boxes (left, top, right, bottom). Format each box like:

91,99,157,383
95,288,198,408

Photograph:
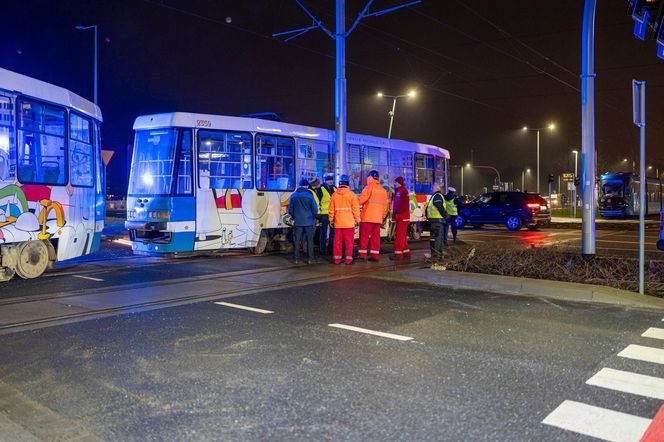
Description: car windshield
601,181,623,196
473,194,492,204
128,129,178,195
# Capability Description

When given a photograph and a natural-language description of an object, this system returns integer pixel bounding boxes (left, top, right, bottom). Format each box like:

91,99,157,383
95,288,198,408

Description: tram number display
196,119,212,127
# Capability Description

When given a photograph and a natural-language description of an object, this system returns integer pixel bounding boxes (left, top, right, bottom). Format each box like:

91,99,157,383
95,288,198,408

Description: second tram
0,68,105,281
598,172,663,217
126,112,449,255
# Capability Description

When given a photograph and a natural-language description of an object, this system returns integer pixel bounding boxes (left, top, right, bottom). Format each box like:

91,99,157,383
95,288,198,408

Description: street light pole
522,124,555,194
573,150,579,217
461,166,464,195
75,24,98,104
378,91,416,139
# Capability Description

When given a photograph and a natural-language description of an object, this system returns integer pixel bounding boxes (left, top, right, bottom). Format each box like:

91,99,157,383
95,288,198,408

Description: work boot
294,259,300,264
307,259,315,265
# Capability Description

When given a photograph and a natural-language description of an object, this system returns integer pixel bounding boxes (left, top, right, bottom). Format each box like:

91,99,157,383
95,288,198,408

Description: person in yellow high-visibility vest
316,173,337,255
426,183,448,262
443,186,461,244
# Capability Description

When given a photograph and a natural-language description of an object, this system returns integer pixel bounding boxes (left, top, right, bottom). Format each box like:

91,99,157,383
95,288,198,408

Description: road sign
567,182,576,191
562,172,575,182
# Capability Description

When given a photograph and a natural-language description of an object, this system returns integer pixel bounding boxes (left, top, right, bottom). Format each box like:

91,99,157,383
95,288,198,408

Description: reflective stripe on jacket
328,185,360,229
358,176,389,223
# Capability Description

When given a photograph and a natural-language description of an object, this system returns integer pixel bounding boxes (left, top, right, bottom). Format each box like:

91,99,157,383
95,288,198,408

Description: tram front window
601,181,623,196
129,129,178,195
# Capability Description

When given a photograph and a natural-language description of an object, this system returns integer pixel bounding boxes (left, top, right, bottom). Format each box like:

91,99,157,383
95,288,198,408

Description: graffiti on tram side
0,181,96,259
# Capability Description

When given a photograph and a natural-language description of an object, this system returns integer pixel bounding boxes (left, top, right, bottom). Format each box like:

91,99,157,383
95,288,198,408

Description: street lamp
521,168,531,191
75,24,98,104
377,90,417,139
522,123,556,193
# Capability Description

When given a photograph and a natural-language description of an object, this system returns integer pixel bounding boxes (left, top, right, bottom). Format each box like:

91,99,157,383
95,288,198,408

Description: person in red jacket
390,176,411,260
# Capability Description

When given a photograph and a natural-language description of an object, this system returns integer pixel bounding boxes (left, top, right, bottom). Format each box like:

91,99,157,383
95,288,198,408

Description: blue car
658,210,664,251
455,192,551,231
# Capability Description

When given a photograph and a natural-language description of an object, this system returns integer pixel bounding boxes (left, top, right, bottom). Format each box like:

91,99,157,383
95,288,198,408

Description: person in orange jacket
390,176,411,260
328,174,361,265
358,170,389,261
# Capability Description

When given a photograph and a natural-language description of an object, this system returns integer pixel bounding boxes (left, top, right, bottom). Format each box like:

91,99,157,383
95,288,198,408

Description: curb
385,268,664,310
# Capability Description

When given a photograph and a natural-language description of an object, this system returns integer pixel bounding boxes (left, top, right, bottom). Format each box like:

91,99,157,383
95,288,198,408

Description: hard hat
299,178,310,187
339,174,350,185
448,187,457,193
324,173,335,181
368,169,380,179
309,176,321,186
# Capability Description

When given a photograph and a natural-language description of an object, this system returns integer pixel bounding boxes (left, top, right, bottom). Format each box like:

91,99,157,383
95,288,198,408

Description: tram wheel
0,265,16,282
250,231,270,255
15,240,50,279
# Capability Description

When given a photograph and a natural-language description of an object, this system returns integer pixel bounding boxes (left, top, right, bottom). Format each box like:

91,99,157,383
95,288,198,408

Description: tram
598,172,663,217
126,112,449,255
0,68,105,281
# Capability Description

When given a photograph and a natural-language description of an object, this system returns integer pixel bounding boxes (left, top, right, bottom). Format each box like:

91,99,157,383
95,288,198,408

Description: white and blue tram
0,68,105,281
126,112,449,255
598,172,663,217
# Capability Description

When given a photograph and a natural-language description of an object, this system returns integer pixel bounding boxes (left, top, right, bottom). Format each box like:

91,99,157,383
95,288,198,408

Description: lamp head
408,90,416,98
572,149,578,154
526,168,531,173
522,126,528,131
548,123,556,130
465,163,471,168
75,25,86,30
377,92,383,98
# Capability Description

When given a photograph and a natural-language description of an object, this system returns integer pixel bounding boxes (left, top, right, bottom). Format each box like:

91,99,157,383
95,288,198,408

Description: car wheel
658,239,664,251
455,215,466,229
505,214,522,231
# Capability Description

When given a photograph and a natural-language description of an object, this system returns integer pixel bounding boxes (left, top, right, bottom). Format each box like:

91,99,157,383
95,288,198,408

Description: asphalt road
0,276,661,440
2,224,661,301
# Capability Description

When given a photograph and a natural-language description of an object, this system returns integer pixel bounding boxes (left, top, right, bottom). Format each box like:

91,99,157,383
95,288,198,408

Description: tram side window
17,99,66,185
69,113,94,187
0,96,15,180
415,153,434,194
176,130,193,194
388,150,414,191
364,146,388,181
435,156,446,188
347,144,362,192
198,130,252,190
297,141,333,182
94,121,104,197
255,134,294,191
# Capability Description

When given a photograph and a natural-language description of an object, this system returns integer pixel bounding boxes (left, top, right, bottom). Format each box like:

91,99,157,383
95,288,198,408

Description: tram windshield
129,129,178,195
601,180,623,196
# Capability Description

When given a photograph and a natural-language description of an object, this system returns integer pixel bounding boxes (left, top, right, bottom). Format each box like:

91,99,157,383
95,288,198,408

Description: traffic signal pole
581,0,597,257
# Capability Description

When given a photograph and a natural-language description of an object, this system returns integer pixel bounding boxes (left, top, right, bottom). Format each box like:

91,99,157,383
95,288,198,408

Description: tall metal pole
536,130,540,194
387,97,397,139
581,0,597,257
574,151,578,217
93,25,98,104
633,80,646,294
335,0,347,178
461,167,464,195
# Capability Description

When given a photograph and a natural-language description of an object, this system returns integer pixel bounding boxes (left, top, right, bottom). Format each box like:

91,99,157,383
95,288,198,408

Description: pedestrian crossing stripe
542,400,651,442
642,327,664,341
618,344,664,365
586,367,664,400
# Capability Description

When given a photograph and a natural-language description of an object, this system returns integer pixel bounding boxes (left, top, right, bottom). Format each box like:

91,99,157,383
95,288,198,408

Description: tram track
0,256,427,334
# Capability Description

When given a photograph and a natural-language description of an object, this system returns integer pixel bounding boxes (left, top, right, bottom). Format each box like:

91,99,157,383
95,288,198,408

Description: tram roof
0,68,102,122
133,112,449,159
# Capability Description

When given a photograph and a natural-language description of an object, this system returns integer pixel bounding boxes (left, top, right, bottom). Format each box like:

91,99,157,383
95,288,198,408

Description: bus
0,68,105,281
126,112,449,255
598,172,663,217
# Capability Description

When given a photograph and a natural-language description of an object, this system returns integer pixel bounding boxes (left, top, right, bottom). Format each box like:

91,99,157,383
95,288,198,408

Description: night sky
2,0,664,195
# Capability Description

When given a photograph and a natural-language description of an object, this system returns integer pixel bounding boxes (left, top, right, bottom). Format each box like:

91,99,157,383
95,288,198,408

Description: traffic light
574,176,581,187
548,174,554,184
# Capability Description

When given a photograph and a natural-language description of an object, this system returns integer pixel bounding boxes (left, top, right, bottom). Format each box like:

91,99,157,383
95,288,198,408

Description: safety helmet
368,169,380,179
339,174,350,185
324,172,335,181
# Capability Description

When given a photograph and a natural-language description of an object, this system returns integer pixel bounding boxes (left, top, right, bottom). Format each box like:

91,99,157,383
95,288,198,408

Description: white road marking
618,344,664,365
113,239,133,247
72,275,104,282
214,302,273,314
539,298,566,310
586,367,664,400
542,400,651,442
643,327,664,341
328,323,413,341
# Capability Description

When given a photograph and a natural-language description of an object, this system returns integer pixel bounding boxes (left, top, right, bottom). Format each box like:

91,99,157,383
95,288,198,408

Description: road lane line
618,344,664,365
586,367,664,400
328,323,413,341
72,275,104,282
542,400,651,442
643,328,664,341
214,302,273,314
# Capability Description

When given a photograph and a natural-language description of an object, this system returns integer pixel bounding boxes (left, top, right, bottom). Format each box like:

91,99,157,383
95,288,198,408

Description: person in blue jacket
288,178,319,264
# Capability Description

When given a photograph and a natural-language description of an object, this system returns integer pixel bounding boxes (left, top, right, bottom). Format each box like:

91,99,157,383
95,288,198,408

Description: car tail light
527,203,540,209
